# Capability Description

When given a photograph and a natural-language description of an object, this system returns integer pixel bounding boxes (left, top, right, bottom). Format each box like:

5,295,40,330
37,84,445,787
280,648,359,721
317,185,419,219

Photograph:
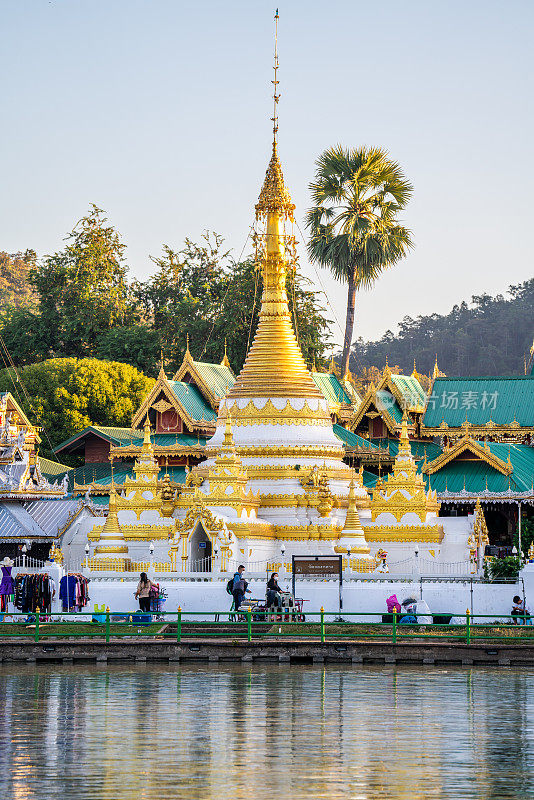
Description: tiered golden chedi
175,134,374,568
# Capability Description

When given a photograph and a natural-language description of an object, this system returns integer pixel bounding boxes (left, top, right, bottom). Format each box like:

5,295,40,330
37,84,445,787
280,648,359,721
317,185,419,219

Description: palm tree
306,145,413,377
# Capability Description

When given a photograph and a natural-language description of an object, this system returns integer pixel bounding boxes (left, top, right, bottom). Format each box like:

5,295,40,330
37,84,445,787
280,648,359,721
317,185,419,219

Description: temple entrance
189,522,212,572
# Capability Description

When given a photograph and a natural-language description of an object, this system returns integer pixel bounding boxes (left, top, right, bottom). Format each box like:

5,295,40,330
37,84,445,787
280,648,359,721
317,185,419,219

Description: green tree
134,233,331,375
0,251,38,310
30,205,139,358
0,358,154,459
306,146,413,376
95,325,161,376
0,305,49,366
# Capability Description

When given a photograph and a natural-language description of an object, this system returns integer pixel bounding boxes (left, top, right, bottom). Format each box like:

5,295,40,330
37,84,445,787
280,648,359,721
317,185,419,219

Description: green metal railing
1,606,534,644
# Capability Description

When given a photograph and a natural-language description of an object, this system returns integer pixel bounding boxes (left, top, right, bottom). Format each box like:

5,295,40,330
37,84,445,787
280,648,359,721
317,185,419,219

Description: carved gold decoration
48,543,64,565
422,434,514,476
371,414,439,524
473,498,490,548
152,399,173,413
89,523,176,542
255,141,295,220
363,525,445,543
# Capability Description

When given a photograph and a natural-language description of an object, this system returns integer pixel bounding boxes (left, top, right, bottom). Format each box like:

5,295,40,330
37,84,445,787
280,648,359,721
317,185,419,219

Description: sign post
292,555,343,616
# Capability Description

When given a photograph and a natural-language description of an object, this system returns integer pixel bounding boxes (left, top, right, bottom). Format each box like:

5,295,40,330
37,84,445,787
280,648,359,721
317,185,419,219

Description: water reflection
0,663,533,800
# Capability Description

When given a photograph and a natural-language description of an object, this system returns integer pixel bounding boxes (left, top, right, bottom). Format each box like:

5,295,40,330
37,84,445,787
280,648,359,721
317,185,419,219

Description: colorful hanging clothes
59,574,90,612
13,574,53,613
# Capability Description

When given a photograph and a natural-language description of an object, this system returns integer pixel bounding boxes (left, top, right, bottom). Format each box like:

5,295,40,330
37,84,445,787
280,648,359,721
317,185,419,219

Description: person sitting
511,595,532,624
399,597,418,624
386,594,401,614
266,572,282,610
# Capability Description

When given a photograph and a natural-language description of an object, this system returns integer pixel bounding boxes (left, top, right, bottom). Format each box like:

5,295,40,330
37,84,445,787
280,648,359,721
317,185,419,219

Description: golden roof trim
422,434,514,476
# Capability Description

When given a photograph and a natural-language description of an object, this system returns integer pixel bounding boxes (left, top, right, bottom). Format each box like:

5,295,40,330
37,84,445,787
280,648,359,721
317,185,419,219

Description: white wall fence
27,555,481,580
14,555,525,619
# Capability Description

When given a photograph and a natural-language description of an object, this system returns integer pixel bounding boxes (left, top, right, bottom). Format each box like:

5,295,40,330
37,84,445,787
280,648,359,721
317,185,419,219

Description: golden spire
228,11,322,401
158,348,167,380
142,416,153,453
342,477,371,555
94,488,129,556
399,409,410,454
344,478,362,531
221,338,231,369
101,489,122,535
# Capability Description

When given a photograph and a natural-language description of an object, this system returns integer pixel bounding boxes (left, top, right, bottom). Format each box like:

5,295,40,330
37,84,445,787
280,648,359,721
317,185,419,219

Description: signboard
292,555,343,612
198,542,207,549
293,556,342,576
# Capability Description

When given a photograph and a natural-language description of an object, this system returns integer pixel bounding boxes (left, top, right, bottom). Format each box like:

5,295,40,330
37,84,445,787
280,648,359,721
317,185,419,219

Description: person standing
233,565,250,612
135,572,153,612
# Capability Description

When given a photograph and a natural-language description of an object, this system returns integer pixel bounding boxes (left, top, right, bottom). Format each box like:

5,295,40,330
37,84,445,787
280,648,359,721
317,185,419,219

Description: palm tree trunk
341,270,356,377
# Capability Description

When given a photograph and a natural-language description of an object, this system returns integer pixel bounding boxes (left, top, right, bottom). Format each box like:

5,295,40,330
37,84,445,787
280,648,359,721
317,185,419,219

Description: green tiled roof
376,390,405,424
192,360,235,400
69,462,188,490
371,438,443,463
167,381,217,422
333,424,381,450
89,495,110,507
390,374,426,408
69,462,136,489
423,441,534,494
312,373,352,406
362,470,379,488
423,376,534,428
113,432,208,449
39,457,72,478
54,426,139,454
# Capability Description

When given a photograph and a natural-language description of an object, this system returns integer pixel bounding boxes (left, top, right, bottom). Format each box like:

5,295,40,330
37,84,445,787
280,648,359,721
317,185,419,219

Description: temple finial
255,11,295,222
158,347,166,379
142,415,153,452
221,338,231,368
272,9,280,147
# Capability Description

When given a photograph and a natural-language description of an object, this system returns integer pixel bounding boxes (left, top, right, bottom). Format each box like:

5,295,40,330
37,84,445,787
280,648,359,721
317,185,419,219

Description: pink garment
386,594,401,613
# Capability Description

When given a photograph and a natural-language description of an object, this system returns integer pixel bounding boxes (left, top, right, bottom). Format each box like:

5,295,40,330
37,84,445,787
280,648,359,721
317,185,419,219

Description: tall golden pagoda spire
227,11,322,400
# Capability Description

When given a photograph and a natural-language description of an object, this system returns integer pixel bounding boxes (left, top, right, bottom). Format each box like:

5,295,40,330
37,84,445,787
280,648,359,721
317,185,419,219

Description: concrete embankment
1,638,533,666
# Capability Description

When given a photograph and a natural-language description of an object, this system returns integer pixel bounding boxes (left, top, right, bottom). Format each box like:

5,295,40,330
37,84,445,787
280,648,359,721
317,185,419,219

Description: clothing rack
59,573,90,612
13,573,55,614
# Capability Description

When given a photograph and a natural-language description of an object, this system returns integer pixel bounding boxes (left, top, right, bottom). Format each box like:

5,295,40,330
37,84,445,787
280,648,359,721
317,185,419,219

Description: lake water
1,663,533,800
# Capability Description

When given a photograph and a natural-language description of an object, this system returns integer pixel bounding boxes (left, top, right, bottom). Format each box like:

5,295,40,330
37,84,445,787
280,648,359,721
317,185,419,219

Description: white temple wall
78,575,524,619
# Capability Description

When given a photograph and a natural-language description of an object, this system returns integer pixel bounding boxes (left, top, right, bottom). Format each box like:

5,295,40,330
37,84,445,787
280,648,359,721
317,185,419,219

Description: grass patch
0,623,166,638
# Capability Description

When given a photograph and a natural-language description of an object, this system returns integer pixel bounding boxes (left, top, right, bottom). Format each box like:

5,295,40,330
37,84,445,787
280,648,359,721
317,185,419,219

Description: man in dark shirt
233,565,250,612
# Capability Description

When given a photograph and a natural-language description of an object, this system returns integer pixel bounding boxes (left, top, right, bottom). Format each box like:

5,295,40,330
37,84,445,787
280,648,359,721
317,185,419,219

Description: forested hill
354,279,533,376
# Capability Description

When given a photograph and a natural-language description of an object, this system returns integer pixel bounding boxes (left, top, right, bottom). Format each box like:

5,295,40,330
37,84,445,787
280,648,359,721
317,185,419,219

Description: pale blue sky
1,0,532,347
